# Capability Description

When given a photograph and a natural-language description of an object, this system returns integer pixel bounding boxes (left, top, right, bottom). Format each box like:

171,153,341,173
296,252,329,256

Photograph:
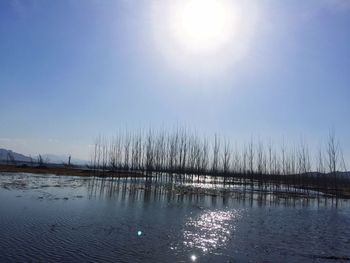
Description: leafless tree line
90,129,350,196
90,129,349,192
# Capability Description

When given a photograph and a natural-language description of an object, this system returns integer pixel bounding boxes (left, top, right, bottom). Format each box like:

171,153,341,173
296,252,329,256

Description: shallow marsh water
0,172,349,262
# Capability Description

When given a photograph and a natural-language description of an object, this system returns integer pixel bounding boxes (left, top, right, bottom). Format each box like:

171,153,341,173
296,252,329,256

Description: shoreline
1,164,349,198
0,164,144,178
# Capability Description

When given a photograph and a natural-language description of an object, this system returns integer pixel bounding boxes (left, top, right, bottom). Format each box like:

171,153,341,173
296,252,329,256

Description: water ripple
183,209,241,253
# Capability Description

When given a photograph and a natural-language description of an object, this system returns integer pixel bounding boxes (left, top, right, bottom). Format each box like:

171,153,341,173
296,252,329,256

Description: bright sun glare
175,0,232,53
181,0,226,44
152,0,258,75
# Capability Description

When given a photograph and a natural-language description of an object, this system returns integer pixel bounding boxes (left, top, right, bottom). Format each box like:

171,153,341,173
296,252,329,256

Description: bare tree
37,154,44,167
248,138,254,175
327,131,340,189
221,139,231,175
212,134,220,174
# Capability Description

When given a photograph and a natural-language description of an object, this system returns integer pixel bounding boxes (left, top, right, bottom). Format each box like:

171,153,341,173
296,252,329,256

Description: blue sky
0,0,349,164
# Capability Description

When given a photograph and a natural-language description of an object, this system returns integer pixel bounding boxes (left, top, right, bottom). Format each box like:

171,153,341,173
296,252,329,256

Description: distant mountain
41,154,88,165
0,149,88,165
0,148,32,163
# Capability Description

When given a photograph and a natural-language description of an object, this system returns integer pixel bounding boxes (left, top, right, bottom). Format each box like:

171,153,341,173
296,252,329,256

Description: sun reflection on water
183,210,240,253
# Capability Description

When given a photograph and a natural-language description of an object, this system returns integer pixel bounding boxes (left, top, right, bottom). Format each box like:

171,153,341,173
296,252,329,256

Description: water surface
0,172,349,262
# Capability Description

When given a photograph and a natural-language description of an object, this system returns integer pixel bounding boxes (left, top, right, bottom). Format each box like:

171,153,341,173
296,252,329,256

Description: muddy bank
0,164,144,178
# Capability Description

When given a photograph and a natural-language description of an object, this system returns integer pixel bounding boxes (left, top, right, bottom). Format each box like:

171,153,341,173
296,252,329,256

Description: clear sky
0,0,349,164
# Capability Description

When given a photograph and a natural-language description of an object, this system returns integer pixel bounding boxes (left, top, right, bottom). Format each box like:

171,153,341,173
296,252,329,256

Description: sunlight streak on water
183,210,241,253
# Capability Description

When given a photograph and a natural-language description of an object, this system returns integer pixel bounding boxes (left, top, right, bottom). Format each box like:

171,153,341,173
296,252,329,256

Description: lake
0,172,349,262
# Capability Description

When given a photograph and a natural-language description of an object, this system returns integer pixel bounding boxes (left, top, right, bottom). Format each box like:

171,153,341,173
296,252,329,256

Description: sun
151,0,259,75
174,0,233,53
181,0,227,43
